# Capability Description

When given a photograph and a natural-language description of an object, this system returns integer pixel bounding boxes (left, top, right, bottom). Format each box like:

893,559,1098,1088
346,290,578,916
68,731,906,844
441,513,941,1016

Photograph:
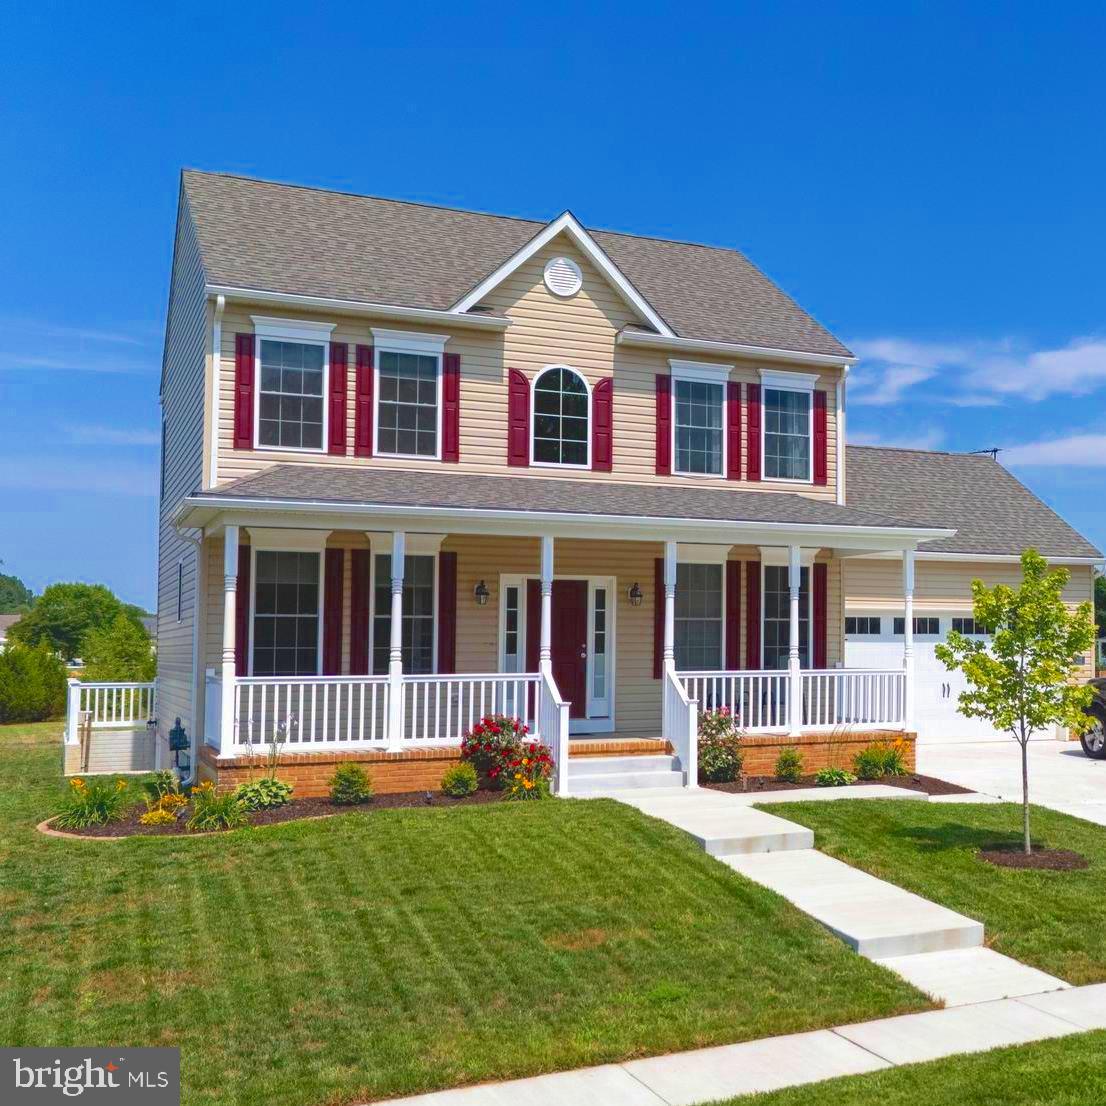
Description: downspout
179,527,203,786
209,294,225,488
836,365,848,506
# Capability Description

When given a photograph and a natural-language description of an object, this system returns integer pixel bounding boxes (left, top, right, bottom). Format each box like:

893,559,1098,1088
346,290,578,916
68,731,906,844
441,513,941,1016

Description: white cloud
1002,433,1106,467
849,426,947,451
848,335,1106,405
0,315,157,374
64,424,160,446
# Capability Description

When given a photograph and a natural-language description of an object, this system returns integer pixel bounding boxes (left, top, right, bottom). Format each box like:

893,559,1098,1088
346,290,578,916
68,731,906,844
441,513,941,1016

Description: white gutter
209,294,224,488
617,327,857,369
175,492,954,545
856,550,1104,566
206,285,511,330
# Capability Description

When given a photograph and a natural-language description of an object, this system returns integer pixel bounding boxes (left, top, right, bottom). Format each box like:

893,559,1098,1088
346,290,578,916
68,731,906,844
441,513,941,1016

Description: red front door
526,579,589,718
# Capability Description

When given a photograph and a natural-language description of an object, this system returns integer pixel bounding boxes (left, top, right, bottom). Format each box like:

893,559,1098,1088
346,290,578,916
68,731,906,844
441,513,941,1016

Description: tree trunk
1021,736,1031,855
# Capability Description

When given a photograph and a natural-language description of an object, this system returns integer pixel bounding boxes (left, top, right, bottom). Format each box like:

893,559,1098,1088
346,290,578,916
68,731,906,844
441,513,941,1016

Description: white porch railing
802,669,906,729
537,669,570,796
676,668,906,734
400,673,541,746
65,680,157,744
663,667,698,786
679,670,789,733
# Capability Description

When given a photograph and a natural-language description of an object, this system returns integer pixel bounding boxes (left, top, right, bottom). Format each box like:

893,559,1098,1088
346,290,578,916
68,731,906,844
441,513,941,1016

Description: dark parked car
1082,678,1106,759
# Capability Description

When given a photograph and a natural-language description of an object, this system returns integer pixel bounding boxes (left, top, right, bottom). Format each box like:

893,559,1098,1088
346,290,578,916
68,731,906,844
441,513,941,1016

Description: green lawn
0,723,927,1106
720,1031,1106,1105
768,798,1106,984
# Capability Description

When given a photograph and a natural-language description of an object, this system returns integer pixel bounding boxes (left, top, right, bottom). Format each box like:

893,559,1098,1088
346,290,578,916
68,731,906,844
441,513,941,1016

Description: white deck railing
802,669,906,729
65,680,157,744
663,666,698,785
679,670,789,732
537,669,570,796
400,673,542,745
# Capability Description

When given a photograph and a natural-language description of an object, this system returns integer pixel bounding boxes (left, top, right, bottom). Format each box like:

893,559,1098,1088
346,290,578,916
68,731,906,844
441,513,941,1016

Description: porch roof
177,464,954,549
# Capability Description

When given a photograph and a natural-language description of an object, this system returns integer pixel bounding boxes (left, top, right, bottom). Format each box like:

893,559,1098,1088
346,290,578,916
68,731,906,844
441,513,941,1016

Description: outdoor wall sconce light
628,582,643,607
473,580,490,606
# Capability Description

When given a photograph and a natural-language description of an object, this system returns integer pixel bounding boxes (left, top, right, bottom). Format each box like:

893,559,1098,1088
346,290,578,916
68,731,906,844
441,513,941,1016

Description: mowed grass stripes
0,724,927,1106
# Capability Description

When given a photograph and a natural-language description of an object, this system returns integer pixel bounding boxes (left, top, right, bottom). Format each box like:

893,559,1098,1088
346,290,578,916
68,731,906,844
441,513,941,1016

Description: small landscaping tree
82,613,156,681
0,641,67,722
936,548,1095,855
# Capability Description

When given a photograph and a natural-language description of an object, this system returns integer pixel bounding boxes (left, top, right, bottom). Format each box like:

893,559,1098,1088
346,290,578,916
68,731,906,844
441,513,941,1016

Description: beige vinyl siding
212,232,842,497
155,194,208,766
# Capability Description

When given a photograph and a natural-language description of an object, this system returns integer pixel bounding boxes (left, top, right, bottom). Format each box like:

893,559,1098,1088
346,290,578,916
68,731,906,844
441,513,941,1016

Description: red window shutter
233,334,255,450
653,557,664,679
328,343,348,455
442,353,461,463
235,544,251,676
813,390,828,486
592,377,614,471
437,551,458,673
354,345,374,457
507,368,530,466
725,560,741,668
525,580,541,672
813,562,828,668
655,375,672,475
349,549,370,675
322,548,344,675
745,383,761,482
726,380,742,481
744,561,761,669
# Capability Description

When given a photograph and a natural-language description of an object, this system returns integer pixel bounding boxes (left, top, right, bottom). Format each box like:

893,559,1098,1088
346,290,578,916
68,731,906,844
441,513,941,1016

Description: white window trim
364,540,441,676
529,365,592,470
759,368,816,485
760,562,814,670
371,329,450,463
673,560,728,672
669,360,733,480
247,546,325,678
251,316,335,455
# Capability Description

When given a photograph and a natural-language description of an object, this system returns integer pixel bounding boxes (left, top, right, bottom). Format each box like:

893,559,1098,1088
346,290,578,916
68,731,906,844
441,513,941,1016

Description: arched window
533,366,589,466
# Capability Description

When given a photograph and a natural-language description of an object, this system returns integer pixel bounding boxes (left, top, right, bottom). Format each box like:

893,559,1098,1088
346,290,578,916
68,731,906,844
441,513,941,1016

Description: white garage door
844,613,1015,744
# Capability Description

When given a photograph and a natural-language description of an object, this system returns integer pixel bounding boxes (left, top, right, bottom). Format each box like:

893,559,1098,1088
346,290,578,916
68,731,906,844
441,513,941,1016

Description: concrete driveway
918,740,1106,827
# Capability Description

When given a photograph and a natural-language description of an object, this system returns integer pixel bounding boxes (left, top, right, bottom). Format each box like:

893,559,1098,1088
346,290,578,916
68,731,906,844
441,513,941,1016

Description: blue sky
2,1,1104,610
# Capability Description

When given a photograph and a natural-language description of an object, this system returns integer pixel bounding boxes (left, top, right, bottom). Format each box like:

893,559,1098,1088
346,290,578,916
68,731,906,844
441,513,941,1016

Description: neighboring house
0,614,21,651
152,170,1101,794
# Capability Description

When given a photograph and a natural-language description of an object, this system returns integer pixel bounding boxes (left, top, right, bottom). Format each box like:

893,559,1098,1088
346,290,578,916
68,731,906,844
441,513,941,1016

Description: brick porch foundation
738,730,917,777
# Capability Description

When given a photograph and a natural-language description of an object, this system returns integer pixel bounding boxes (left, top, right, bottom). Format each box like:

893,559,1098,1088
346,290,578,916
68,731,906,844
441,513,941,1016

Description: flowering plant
501,741,554,801
460,714,530,788
697,707,743,783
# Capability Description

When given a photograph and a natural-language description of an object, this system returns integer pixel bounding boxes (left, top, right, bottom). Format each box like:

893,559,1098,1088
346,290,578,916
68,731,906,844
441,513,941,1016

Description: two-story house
153,170,1101,795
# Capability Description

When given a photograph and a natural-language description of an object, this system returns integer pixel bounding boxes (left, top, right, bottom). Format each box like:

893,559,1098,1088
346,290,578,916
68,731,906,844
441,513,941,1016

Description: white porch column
903,548,916,730
663,540,677,671
220,525,239,752
386,531,406,750
539,535,554,675
787,544,803,736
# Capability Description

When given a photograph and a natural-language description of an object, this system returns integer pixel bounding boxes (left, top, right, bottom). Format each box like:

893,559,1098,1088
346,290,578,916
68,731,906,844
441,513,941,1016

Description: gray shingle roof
846,446,1101,558
181,170,852,358
203,464,933,532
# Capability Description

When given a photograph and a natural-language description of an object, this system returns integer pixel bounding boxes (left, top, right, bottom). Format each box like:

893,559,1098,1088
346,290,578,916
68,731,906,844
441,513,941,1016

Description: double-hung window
371,554,436,674
670,361,731,477
760,370,817,482
763,564,810,670
252,317,335,452
252,550,322,676
674,563,724,670
373,329,448,460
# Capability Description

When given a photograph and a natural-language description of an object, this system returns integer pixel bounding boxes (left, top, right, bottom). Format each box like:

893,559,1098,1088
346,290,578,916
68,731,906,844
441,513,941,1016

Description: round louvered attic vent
543,256,583,297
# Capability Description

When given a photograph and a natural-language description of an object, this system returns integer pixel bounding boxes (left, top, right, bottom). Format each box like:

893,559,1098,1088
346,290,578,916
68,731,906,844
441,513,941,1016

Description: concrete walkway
383,984,1106,1105
919,739,1106,826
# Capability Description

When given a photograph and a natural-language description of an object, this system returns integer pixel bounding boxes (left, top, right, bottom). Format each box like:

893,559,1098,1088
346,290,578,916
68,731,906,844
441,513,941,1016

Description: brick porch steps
567,737,668,757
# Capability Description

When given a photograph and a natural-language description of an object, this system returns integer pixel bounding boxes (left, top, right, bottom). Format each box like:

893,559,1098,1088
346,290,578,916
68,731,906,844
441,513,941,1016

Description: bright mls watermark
2,1049,179,1104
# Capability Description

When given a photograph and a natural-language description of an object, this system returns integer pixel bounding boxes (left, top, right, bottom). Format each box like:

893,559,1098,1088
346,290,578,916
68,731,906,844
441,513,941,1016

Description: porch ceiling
178,465,953,551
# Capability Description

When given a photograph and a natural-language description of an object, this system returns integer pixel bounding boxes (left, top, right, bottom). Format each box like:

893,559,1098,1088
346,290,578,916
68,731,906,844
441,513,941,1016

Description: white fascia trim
450,211,675,337
856,550,1105,566
208,286,510,331
251,315,336,342
618,327,856,368
669,359,733,384
178,493,955,546
759,367,820,392
246,527,332,552
370,328,450,355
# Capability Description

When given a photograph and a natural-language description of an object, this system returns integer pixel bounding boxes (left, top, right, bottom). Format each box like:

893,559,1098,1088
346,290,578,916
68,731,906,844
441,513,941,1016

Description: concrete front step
723,848,984,959
568,754,685,794
568,755,677,777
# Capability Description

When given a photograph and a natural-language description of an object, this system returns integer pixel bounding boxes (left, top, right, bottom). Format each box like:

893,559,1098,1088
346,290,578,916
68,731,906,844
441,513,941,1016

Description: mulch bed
705,773,974,797
978,845,1090,871
49,788,506,838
